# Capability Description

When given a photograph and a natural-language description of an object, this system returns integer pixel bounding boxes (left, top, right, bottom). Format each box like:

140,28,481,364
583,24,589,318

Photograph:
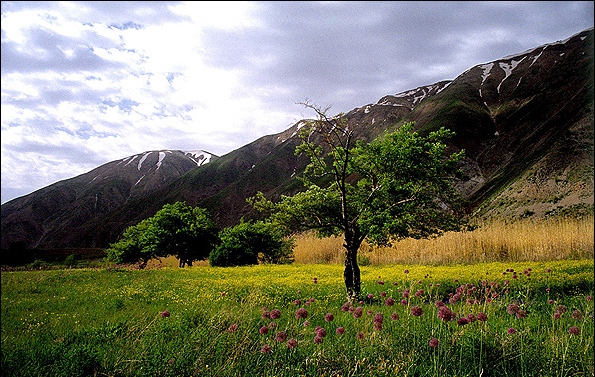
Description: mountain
1,150,217,250
1,28,593,254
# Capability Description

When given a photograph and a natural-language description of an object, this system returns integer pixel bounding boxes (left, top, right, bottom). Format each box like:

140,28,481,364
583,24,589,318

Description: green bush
209,220,293,267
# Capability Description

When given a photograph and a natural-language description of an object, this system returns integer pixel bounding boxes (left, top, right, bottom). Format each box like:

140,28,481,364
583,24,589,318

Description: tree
249,103,468,301
209,220,294,267
106,202,219,267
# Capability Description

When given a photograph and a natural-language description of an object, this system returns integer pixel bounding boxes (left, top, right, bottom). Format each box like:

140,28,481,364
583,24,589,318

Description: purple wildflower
160,310,170,318
390,312,400,321
429,338,439,348
295,308,309,319
336,327,345,335
270,309,281,319
227,323,238,332
385,297,395,306
410,305,423,317
259,326,269,335
325,313,334,322
276,331,287,342
261,344,272,354
568,326,580,335
286,338,298,348
507,328,517,335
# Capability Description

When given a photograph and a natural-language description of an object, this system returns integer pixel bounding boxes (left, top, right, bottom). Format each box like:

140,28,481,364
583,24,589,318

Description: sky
1,1,593,204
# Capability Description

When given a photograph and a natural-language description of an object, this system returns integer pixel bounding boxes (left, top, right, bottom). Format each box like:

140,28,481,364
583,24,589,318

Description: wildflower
367,310,374,316
411,305,423,317
336,327,345,335
303,320,310,327
385,297,395,306
546,268,552,273
353,307,363,318
315,326,326,336
160,310,170,318
261,311,270,319
507,328,517,335
507,303,520,315
438,306,455,322
415,289,424,297
571,310,583,320
313,335,323,344
466,313,477,322
515,309,527,319
373,322,383,331
295,308,309,319
261,344,272,354
341,302,351,312
556,305,567,314
429,338,439,348
270,309,281,319
553,312,561,319
390,312,400,321
268,321,277,329
477,312,488,322
402,289,410,298
259,326,269,335
221,292,226,296
457,317,469,326
377,280,384,285
325,313,334,322
404,269,409,274
312,277,318,284
227,324,238,332
435,300,445,308
286,338,298,348
367,293,374,299
401,299,408,305
293,299,301,305
275,331,287,342
380,291,387,297
568,326,580,335
548,299,554,305
587,295,593,301
356,331,365,340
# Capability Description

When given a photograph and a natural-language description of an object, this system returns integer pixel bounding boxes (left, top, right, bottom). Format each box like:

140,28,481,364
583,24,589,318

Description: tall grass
293,216,594,265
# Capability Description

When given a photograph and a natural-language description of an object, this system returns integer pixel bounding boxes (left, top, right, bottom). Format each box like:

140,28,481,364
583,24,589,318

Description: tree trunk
343,244,361,302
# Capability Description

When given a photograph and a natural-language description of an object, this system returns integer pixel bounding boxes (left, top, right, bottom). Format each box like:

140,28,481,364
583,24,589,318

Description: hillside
1,28,593,253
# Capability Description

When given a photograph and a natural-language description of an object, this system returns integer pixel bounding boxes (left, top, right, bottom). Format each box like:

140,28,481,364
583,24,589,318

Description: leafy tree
209,220,294,267
106,218,153,266
106,202,219,267
249,103,468,301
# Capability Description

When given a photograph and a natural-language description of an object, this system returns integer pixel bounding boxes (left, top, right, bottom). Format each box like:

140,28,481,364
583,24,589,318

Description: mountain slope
1,28,593,252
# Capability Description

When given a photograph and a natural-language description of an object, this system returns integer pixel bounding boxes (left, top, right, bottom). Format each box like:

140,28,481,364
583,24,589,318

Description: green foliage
106,202,219,267
209,220,294,267
249,103,469,298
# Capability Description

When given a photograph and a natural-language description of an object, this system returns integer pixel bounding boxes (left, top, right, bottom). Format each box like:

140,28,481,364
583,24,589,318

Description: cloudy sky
1,1,593,204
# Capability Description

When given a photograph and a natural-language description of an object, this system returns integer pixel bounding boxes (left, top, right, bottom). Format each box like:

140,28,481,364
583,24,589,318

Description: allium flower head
160,310,170,318
507,327,517,335
367,293,374,299
259,326,269,335
227,323,238,332
457,317,469,326
261,344,272,354
315,326,327,337
429,337,439,348
286,338,298,348
380,291,387,297
410,305,423,317
336,327,345,335
356,331,365,340
295,308,309,319
276,331,287,342
270,309,281,319
390,312,400,321
325,313,334,322
477,312,488,322
571,310,583,320
353,307,363,318
385,297,395,306
313,335,323,344
568,326,580,335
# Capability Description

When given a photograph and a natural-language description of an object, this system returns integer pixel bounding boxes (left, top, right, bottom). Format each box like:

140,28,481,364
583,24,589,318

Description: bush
209,220,293,267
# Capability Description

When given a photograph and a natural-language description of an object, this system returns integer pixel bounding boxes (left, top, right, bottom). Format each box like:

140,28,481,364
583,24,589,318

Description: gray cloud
1,1,593,204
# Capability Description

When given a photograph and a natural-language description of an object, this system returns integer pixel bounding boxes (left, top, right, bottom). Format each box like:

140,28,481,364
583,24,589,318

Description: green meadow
1,260,593,377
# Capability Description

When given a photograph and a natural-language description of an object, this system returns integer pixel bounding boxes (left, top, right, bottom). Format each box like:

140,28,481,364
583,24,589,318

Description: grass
1,260,593,377
293,216,594,265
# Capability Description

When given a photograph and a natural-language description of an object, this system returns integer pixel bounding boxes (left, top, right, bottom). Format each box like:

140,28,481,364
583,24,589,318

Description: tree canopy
250,103,469,300
106,202,219,267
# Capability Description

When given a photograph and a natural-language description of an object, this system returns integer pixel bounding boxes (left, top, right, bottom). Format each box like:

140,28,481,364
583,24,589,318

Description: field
1,217,594,376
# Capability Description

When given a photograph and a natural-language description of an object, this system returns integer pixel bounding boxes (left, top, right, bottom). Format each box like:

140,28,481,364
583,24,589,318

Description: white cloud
1,1,593,204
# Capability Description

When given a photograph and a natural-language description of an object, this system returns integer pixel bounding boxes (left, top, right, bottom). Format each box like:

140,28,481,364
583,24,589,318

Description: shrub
209,220,294,267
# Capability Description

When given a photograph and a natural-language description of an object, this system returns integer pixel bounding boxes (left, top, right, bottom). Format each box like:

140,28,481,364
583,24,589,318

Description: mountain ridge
2,28,593,252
